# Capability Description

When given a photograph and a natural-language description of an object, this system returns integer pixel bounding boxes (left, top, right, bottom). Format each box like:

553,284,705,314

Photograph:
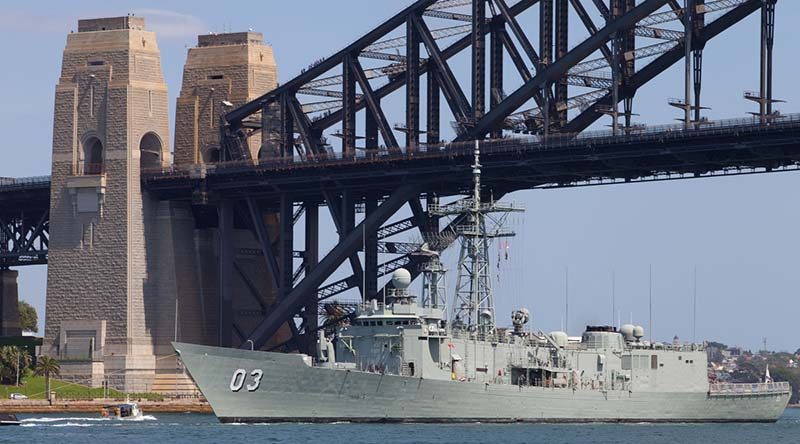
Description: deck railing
0,175,51,192
709,381,790,396
142,113,800,180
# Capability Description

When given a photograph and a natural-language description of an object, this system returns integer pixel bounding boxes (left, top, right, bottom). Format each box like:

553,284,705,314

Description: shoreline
0,399,212,414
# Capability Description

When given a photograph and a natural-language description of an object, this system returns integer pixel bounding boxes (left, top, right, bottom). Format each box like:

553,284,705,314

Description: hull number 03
230,369,264,392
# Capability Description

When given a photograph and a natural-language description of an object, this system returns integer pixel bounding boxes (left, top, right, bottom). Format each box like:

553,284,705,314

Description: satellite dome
391,268,412,289
550,331,568,348
620,324,635,341
633,325,645,341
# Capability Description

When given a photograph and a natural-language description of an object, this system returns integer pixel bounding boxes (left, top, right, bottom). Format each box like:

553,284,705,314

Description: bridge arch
139,132,163,170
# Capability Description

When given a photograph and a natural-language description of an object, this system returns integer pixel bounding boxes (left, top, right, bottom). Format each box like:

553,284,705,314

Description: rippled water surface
3,409,800,443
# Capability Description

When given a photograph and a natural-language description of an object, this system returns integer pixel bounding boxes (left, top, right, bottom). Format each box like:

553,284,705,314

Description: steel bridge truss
0,179,50,269
221,0,774,161
0,211,48,269
220,185,440,352
208,0,778,351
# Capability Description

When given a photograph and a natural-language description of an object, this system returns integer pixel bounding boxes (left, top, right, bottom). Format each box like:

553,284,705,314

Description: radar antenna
430,141,524,337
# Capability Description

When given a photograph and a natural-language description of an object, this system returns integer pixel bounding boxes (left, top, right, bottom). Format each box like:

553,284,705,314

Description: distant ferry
102,399,142,420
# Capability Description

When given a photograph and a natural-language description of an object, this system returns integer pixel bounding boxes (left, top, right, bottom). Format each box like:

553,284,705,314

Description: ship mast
431,141,524,337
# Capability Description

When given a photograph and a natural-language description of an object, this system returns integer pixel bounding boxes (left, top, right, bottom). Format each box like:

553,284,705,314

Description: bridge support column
693,0,705,124
0,269,21,337
555,0,569,129
427,65,441,145
342,55,357,157
279,196,294,307
365,106,378,151
406,16,420,148
761,0,776,119
341,190,364,299
364,195,378,301
623,0,635,130
303,200,319,353
472,0,486,120
540,0,553,134
217,200,234,348
489,21,504,140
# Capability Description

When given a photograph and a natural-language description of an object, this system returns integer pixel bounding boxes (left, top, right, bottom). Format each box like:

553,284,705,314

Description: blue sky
1,1,798,351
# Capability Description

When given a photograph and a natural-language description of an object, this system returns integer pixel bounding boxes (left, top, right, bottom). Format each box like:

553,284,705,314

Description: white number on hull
229,369,247,392
247,369,263,392
229,368,264,392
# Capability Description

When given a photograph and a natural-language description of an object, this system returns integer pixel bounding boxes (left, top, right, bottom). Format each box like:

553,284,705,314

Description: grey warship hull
175,343,790,423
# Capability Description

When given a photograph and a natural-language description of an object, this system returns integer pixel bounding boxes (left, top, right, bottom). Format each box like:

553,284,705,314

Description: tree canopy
18,300,38,333
0,346,31,385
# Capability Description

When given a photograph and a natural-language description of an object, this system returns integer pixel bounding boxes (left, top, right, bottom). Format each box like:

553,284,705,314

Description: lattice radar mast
430,141,524,337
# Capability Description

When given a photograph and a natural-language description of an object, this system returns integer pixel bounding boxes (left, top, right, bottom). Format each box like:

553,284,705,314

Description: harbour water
3,409,799,443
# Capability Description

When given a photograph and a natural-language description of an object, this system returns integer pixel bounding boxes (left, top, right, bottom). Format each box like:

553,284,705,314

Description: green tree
0,346,31,385
770,366,800,404
34,356,61,401
18,300,38,333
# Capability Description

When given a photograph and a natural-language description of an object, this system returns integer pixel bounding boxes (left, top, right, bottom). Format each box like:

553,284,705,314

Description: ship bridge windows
357,318,416,327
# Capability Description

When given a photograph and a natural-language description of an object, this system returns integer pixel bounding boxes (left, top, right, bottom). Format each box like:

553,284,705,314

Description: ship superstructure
175,142,790,423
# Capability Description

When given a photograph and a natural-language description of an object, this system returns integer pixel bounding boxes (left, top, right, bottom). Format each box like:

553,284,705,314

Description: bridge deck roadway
143,115,800,204
4,115,800,209
0,176,51,214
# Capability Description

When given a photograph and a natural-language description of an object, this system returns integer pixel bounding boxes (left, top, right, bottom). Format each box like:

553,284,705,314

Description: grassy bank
0,375,164,401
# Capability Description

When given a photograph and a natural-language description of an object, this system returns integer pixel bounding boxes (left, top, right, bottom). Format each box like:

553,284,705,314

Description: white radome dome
550,331,569,348
620,324,635,341
391,268,412,289
633,325,645,340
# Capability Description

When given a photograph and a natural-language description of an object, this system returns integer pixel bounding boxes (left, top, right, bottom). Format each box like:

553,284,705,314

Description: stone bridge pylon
44,16,281,390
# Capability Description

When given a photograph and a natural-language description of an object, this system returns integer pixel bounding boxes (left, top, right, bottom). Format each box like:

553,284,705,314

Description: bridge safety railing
142,113,800,180
0,175,51,192
708,381,790,396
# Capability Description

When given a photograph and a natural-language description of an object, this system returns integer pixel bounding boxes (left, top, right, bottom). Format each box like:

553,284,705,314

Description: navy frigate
175,143,790,423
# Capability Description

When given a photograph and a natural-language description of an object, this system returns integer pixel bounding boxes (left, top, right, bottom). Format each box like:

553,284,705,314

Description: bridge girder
221,0,764,161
